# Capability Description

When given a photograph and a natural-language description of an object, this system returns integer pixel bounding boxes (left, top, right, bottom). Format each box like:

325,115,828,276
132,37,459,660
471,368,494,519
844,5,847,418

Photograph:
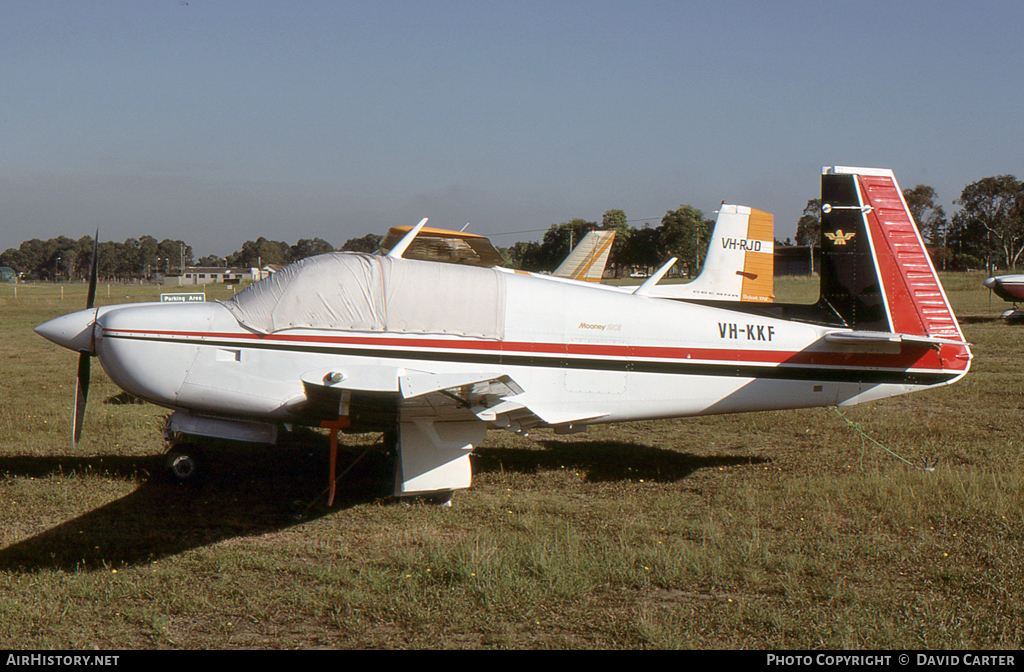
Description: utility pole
695,227,701,277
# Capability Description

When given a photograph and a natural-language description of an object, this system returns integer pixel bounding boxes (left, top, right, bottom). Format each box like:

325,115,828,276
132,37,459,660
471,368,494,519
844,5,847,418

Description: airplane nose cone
983,277,997,289
35,309,97,353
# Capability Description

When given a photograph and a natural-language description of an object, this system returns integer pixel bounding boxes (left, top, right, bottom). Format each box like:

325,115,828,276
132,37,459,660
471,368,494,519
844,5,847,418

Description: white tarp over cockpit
221,253,506,339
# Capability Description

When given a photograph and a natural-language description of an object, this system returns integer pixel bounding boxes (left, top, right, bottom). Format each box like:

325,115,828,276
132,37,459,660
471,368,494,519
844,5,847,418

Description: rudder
818,166,966,343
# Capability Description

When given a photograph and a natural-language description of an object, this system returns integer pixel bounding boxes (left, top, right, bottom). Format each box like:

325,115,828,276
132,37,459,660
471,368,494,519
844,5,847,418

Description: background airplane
380,207,773,301
35,167,969,505
378,223,615,281
379,225,505,268
551,230,616,283
634,205,774,303
982,274,1024,320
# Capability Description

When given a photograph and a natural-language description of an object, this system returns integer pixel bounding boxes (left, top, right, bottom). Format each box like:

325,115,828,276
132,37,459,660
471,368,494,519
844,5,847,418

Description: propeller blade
73,351,91,448
75,229,99,447
86,229,98,310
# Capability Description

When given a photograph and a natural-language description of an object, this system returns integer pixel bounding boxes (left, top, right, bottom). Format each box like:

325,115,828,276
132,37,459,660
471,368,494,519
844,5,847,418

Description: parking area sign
160,292,206,303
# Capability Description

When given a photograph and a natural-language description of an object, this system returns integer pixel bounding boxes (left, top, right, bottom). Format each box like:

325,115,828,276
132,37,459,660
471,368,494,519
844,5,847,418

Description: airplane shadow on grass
474,440,767,484
0,432,765,573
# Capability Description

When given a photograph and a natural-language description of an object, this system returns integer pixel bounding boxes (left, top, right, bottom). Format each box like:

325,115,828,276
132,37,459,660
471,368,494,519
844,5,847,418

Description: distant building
165,266,277,286
774,246,821,276
0,267,17,283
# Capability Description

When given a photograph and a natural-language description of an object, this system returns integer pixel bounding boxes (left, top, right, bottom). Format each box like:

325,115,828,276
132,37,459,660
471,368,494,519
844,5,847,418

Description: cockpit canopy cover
222,253,506,339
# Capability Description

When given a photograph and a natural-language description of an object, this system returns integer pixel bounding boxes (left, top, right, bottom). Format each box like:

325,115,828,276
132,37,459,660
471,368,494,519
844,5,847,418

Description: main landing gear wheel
165,444,202,482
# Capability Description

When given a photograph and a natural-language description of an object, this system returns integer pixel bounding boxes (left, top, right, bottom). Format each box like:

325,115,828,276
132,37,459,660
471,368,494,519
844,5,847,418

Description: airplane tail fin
818,167,967,344
553,230,616,282
642,205,774,302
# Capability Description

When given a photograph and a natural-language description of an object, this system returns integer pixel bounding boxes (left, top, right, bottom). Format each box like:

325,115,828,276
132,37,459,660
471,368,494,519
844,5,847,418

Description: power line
487,215,664,238
486,227,550,238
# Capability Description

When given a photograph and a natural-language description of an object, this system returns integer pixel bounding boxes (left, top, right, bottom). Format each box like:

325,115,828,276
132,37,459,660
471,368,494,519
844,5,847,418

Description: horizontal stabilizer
824,330,970,348
824,331,901,344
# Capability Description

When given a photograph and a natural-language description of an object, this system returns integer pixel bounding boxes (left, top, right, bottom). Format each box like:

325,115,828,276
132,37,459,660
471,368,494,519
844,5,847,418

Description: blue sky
2,0,1022,256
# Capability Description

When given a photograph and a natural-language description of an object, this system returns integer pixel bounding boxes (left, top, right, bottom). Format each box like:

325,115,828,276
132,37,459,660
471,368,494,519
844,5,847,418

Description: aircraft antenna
633,257,678,295
387,218,429,259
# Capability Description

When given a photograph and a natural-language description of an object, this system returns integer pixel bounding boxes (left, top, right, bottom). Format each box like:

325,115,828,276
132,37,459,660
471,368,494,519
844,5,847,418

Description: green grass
0,274,1022,648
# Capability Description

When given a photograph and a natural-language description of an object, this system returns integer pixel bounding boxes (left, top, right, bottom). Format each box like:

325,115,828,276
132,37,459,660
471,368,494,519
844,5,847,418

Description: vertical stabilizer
819,167,965,343
553,230,616,282
643,205,775,302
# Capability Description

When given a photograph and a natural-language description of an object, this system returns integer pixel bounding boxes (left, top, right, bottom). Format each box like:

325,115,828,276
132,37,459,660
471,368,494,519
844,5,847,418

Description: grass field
0,274,1021,649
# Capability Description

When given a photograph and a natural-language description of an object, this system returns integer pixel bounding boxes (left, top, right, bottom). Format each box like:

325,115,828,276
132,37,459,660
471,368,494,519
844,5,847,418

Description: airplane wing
298,366,603,432
298,365,605,496
379,226,505,268
398,372,526,423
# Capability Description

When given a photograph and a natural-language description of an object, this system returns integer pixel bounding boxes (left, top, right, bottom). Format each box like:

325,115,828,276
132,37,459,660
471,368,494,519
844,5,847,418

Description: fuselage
73,260,970,432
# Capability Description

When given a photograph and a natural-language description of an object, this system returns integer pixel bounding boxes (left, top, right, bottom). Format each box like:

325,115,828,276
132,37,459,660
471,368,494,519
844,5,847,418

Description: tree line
793,175,1024,272
3,173,1023,282
0,235,194,282
0,208,717,282
502,206,715,279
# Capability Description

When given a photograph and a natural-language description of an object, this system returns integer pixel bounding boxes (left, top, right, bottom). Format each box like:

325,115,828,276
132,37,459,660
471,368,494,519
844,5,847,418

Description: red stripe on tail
857,175,964,342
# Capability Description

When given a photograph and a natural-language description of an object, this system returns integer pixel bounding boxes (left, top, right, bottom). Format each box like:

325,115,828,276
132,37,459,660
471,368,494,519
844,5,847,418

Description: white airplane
982,274,1024,320
35,167,971,505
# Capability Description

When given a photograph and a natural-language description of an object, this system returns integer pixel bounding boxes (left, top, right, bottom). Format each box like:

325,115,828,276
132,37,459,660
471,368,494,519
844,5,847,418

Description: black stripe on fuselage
103,332,959,387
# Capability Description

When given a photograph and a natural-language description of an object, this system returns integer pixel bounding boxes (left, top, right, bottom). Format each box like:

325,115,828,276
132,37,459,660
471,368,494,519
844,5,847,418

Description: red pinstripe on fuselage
100,325,968,378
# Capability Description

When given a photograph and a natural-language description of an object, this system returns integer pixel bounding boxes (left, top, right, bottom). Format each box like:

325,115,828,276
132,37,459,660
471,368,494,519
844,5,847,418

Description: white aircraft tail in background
641,205,774,302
